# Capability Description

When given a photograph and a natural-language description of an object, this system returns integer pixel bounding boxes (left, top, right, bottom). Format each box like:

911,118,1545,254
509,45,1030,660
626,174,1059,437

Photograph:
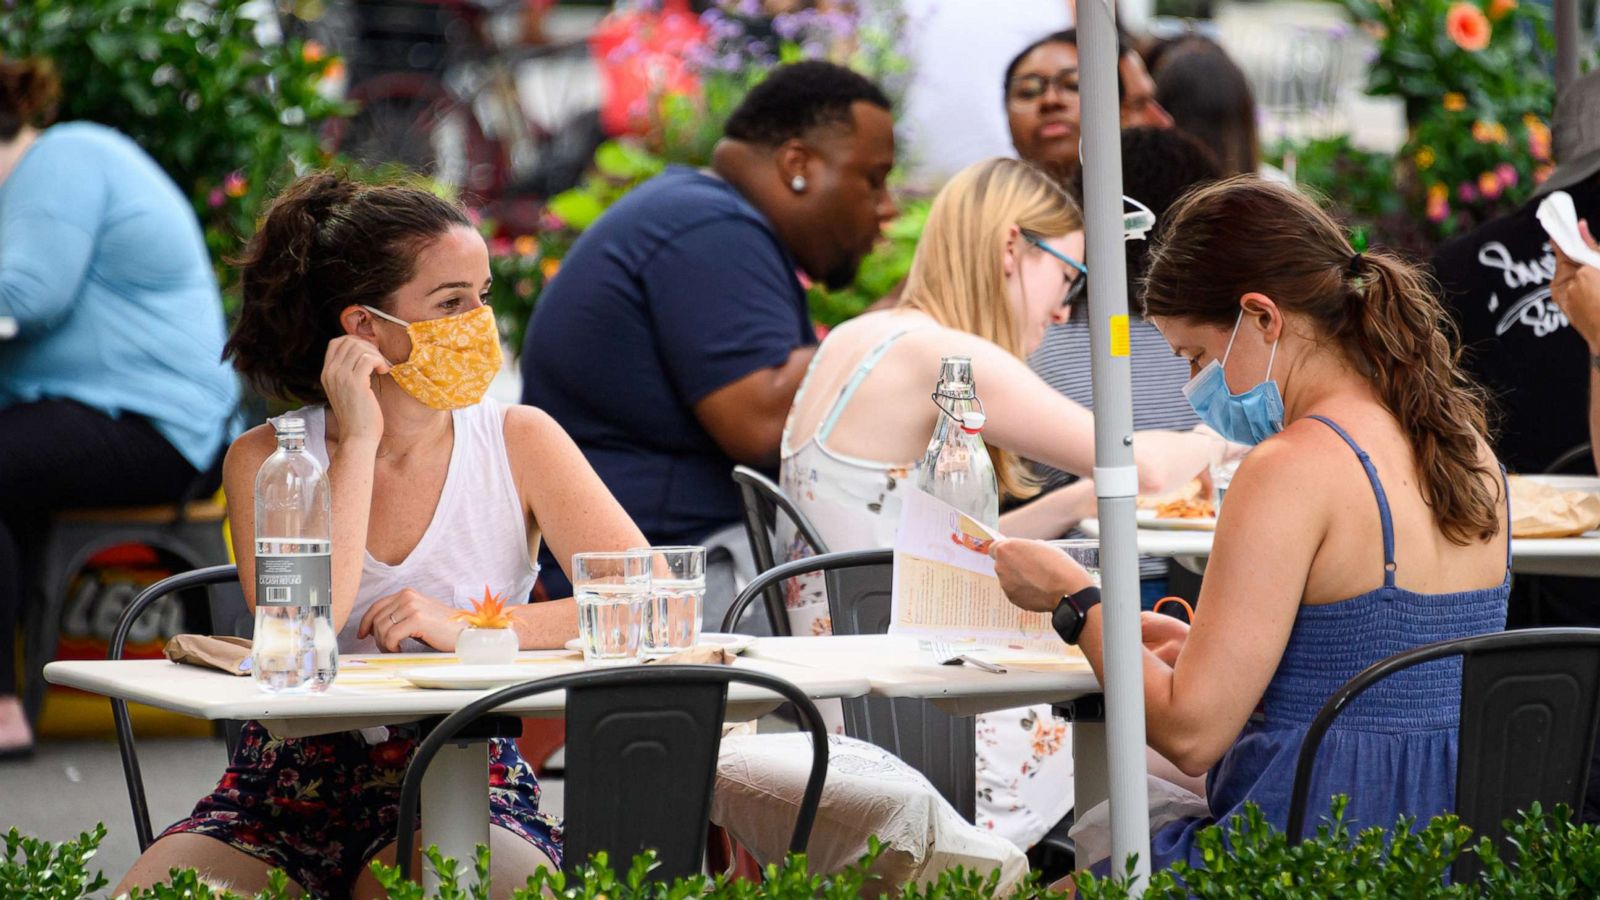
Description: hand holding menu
890,488,1067,656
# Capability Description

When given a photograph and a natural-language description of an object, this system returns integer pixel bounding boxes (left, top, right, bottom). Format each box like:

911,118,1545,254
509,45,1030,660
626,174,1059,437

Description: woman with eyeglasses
776,156,1210,851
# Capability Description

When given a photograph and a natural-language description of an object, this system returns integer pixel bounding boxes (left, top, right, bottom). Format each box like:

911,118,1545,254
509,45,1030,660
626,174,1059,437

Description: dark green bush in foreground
8,798,1600,898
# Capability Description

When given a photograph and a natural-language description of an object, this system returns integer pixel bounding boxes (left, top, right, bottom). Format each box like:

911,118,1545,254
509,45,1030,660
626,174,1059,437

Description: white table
44,650,870,889
743,635,1111,811
1081,519,1600,578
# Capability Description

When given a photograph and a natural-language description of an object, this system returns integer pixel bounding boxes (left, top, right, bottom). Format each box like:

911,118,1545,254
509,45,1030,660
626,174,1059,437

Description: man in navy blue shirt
523,62,897,596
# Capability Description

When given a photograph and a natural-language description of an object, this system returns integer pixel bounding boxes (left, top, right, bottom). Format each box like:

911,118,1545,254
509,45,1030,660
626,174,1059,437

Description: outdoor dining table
43,650,871,890
741,634,1111,811
1080,519,1600,578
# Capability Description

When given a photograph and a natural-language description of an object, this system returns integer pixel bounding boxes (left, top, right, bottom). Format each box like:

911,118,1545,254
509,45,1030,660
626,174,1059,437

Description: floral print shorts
162,720,563,897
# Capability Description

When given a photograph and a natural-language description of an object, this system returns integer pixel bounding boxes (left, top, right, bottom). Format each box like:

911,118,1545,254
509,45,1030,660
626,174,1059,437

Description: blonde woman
777,157,1208,851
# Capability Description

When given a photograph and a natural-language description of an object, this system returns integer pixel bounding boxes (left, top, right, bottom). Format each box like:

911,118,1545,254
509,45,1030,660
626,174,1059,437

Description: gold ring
389,613,398,625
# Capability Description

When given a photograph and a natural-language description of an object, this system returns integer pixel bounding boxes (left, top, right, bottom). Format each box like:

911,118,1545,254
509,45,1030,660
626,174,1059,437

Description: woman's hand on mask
991,538,1093,613
358,588,467,652
322,336,391,446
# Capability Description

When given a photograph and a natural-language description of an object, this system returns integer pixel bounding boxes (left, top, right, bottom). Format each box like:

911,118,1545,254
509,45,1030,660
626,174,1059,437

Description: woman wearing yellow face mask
115,173,647,898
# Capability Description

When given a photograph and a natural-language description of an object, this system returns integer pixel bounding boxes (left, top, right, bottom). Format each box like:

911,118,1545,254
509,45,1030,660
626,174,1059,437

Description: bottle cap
275,416,305,434
960,411,987,433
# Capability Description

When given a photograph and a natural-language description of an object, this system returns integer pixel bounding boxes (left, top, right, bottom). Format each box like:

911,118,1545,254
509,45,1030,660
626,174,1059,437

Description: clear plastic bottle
916,356,1000,528
251,416,337,693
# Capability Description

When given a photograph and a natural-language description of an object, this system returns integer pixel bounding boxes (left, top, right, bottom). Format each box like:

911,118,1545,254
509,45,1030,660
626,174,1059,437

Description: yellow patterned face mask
362,304,503,410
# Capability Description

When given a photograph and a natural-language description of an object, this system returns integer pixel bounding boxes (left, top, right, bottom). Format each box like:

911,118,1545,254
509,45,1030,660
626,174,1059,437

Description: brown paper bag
644,646,735,666
163,634,253,676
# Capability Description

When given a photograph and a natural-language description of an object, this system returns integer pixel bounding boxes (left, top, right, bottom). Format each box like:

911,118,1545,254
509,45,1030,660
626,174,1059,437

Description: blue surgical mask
1182,310,1284,446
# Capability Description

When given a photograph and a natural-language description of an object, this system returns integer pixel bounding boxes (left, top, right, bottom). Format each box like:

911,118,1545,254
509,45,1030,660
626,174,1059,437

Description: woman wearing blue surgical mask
991,176,1509,879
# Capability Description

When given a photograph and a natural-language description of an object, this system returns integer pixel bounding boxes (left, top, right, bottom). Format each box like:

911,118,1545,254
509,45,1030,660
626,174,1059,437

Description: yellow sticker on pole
1109,314,1131,357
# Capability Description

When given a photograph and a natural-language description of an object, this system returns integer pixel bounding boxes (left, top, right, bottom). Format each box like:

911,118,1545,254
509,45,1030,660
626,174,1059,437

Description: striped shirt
1028,312,1199,579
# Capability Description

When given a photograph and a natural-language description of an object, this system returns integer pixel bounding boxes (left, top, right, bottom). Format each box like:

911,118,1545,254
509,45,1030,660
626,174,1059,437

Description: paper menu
1537,190,1600,269
890,488,1066,656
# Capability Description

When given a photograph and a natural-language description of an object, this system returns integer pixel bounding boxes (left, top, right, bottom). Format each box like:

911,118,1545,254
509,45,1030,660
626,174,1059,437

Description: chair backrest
110,564,242,851
722,549,978,820
731,466,831,636
720,549,891,634
1287,627,1600,882
396,665,831,883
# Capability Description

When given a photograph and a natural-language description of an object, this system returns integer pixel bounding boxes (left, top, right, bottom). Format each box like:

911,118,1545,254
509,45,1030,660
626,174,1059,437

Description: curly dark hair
1069,126,1222,310
722,60,890,146
223,172,472,403
0,57,61,141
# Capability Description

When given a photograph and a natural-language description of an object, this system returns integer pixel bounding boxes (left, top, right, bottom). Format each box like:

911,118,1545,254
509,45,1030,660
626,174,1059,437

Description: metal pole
1078,0,1152,890
1555,0,1579,94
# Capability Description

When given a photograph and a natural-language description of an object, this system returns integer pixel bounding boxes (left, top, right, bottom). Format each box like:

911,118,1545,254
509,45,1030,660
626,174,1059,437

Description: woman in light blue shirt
0,59,238,758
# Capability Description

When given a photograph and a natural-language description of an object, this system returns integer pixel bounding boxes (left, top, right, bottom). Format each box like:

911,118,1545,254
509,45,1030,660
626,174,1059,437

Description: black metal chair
1286,627,1600,882
731,465,831,637
109,564,248,850
722,549,979,821
395,665,831,883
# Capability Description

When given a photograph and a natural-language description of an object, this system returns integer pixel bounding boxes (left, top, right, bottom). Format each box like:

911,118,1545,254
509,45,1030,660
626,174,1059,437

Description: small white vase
457,626,518,665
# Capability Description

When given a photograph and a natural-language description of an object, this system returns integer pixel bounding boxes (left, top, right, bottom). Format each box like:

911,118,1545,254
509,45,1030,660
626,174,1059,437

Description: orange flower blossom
1446,2,1492,51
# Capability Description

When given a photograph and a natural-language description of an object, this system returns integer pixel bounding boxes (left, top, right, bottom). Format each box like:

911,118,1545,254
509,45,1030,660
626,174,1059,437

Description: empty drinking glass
1048,539,1101,585
573,550,651,665
635,546,706,655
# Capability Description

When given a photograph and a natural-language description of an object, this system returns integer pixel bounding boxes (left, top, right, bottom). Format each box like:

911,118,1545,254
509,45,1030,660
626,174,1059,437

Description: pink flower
208,188,226,208
1495,163,1519,188
1457,181,1480,203
1428,197,1451,223
1446,3,1492,51
223,171,248,198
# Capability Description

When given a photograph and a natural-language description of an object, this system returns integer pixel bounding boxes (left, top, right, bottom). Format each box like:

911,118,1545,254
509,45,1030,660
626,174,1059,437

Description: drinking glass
1048,539,1101,585
1209,437,1251,512
634,546,706,655
572,550,651,665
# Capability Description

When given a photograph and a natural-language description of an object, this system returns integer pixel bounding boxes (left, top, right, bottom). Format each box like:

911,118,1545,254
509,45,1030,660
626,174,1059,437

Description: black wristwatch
1051,586,1102,645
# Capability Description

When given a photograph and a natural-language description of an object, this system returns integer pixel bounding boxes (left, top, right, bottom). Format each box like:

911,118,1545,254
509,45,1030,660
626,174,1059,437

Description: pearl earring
790,175,807,193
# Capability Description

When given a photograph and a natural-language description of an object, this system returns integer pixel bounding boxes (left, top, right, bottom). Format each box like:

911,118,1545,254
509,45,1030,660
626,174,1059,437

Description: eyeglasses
1006,69,1079,105
1023,231,1088,310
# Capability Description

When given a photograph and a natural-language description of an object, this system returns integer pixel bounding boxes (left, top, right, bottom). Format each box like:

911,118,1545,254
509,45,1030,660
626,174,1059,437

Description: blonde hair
899,157,1082,500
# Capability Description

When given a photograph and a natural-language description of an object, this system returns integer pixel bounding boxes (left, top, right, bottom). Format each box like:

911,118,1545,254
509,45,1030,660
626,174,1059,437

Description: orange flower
1415,146,1437,169
302,40,326,64
540,257,561,280
451,587,514,629
1535,164,1555,184
1478,170,1503,200
1488,0,1517,20
1471,120,1508,144
512,235,537,256
1446,2,1492,51
1443,92,1467,112
1527,118,1552,161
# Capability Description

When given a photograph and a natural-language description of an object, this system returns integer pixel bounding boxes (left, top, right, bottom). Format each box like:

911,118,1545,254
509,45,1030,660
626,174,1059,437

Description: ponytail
0,57,61,141
1144,176,1501,546
1343,254,1499,544
223,172,471,402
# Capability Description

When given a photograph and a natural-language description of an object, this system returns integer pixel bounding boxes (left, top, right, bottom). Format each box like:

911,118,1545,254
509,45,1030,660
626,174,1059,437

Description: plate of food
561,632,756,655
1134,479,1218,530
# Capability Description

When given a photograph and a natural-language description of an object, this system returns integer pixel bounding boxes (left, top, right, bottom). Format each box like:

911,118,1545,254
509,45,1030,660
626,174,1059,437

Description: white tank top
283,399,539,653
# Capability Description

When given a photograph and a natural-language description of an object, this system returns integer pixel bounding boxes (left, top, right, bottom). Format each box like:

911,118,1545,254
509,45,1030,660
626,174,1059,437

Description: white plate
1520,474,1600,493
399,664,560,690
1136,508,1217,532
561,632,755,655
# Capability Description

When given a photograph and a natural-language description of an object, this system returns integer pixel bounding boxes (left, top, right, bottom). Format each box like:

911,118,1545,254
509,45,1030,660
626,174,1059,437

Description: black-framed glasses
1006,69,1079,105
1023,231,1088,310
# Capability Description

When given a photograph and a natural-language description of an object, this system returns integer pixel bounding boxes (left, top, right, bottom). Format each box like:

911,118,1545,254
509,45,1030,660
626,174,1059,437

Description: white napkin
1536,191,1600,269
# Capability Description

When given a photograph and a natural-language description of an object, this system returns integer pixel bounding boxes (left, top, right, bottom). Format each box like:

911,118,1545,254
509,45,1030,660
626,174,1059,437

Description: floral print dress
778,327,1075,850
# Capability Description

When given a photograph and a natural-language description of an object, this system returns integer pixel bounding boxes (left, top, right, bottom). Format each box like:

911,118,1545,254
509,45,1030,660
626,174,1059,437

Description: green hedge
10,797,1600,899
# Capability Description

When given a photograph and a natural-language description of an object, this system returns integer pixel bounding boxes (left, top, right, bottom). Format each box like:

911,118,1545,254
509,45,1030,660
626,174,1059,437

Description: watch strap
1050,586,1102,645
